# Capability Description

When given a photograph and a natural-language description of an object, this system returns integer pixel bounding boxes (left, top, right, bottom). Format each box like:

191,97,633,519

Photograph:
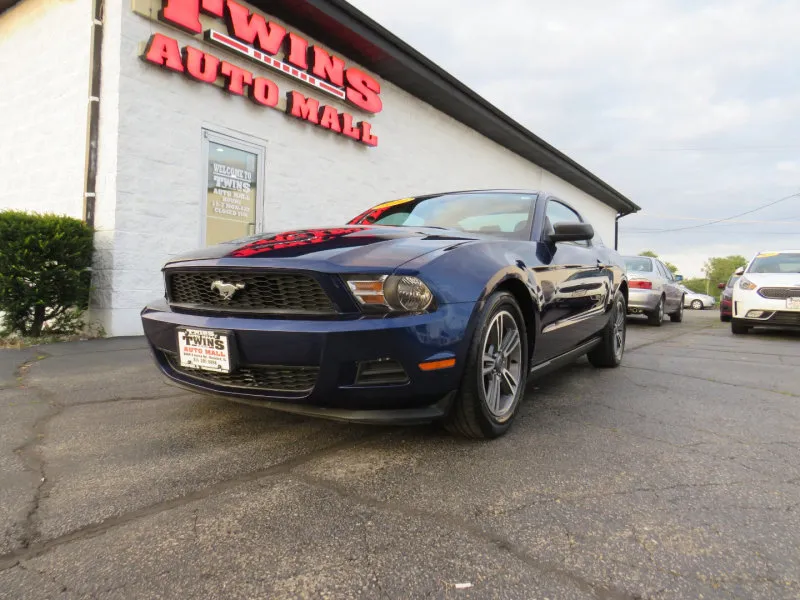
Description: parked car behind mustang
622,255,685,325
141,190,630,439
730,250,800,334
718,268,743,322
680,286,716,310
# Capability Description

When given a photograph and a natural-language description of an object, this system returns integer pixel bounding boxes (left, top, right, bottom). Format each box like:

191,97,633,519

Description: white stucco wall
0,0,91,219
95,1,621,336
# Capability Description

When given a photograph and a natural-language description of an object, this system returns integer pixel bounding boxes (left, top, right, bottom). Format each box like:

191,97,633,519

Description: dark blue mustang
141,190,629,438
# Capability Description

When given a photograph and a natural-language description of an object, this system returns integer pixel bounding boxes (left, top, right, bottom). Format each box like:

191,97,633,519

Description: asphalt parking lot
0,309,798,599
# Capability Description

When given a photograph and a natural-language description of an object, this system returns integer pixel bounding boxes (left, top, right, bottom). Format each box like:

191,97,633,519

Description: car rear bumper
627,289,660,313
720,298,732,316
141,299,476,423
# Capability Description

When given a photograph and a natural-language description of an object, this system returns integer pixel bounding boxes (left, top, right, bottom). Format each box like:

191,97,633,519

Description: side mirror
675,275,684,282
548,222,594,243
717,283,726,290
734,266,745,276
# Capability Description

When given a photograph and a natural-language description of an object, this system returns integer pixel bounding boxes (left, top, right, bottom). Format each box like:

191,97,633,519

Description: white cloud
348,0,800,275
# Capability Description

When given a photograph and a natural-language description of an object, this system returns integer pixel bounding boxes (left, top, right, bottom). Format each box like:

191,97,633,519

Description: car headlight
344,274,434,313
739,277,757,291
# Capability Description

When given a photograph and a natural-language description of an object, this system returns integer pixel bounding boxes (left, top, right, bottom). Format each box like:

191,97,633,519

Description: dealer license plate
787,297,800,310
177,328,231,372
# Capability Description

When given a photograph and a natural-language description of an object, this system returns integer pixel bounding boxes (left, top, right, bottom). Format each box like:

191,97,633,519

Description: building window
202,130,265,246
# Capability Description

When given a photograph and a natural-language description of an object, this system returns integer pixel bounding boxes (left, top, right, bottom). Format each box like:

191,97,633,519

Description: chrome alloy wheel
481,310,523,421
613,297,626,360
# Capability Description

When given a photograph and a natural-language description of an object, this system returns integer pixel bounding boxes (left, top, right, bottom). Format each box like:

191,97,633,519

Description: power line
622,229,800,236
625,215,800,225
624,191,800,233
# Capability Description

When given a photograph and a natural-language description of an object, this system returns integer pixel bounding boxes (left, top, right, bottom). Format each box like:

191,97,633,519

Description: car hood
742,273,800,288
164,225,479,271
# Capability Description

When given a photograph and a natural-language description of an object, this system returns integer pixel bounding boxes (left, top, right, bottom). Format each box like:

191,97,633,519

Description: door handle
596,259,608,270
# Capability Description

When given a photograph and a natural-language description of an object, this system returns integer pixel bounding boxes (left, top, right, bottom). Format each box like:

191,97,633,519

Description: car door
657,261,681,312
531,198,611,363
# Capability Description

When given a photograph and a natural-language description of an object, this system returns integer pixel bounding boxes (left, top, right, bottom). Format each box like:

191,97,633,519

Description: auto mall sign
141,0,381,146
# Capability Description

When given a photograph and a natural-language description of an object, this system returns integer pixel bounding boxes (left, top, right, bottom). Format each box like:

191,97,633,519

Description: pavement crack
621,365,800,398
289,473,637,600
65,392,189,408
0,431,379,572
6,352,50,390
12,384,61,551
625,325,715,354
16,561,69,594
629,525,655,564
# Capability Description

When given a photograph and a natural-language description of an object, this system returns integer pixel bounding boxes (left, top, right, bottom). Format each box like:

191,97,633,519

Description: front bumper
141,299,476,423
627,289,661,313
732,291,800,329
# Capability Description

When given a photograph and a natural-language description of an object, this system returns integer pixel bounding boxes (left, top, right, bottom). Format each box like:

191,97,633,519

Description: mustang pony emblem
210,280,245,300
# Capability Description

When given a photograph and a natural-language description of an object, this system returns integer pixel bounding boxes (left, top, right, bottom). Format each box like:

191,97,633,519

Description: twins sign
141,0,382,146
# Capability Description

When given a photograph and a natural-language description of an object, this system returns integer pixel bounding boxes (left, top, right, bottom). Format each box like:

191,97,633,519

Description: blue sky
348,0,800,277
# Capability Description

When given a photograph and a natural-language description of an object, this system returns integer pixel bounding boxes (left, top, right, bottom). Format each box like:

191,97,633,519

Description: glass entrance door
202,131,265,246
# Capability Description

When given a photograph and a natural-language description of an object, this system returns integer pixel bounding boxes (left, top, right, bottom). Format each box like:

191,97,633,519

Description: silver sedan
680,287,716,310
623,256,685,326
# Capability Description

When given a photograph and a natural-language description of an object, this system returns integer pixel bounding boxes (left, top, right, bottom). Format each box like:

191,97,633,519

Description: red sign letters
143,33,378,146
155,0,382,114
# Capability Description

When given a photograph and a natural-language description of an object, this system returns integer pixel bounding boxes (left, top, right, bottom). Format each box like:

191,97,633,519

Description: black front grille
167,270,335,314
165,353,318,393
769,311,800,326
758,287,800,299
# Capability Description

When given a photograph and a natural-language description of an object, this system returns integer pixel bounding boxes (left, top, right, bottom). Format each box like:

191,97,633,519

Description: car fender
396,241,544,345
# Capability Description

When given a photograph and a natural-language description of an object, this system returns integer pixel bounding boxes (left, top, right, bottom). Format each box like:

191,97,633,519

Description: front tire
720,313,731,322
647,296,665,327
588,291,627,368
691,299,703,310
670,297,685,322
731,319,750,335
444,291,528,439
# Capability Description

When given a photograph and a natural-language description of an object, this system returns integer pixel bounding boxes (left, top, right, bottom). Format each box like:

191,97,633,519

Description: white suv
731,250,800,334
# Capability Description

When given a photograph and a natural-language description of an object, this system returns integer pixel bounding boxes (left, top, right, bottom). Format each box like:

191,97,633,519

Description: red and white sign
142,33,378,146
154,0,382,114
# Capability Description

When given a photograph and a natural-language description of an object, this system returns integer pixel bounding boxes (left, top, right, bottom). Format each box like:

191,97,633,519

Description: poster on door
206,142,258,246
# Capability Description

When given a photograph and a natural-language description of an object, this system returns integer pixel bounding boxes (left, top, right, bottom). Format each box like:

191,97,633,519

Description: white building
0,0,639,336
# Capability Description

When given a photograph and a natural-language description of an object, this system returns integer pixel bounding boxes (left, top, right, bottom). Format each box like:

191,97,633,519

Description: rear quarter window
624,257,653,273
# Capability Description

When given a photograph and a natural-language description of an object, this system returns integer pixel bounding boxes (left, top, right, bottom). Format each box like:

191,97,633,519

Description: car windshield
747,252,800,274
624,257,653,272
348,192,537,239
727,275,740,288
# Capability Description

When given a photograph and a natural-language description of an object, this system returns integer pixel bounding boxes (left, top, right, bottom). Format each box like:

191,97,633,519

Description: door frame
200,127,267,247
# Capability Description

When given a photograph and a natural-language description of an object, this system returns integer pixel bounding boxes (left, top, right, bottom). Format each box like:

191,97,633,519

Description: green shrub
0,210,94,337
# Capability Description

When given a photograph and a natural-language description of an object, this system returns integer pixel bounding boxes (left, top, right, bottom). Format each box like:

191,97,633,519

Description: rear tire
720,313,731,322
731,319,750,335
669,297,684,322
588,291,626,368
444,291,528,439
647,296,665,327
691,299,703,310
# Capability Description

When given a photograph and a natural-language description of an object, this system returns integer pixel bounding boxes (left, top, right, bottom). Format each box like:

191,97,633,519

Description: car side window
544,200,589,247
662,263,675,281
